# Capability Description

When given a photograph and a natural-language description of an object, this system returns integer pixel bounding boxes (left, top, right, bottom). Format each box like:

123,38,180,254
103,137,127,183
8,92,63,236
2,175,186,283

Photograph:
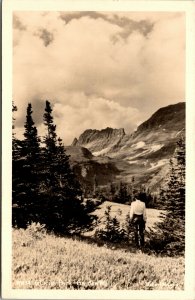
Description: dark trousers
132,214,145,247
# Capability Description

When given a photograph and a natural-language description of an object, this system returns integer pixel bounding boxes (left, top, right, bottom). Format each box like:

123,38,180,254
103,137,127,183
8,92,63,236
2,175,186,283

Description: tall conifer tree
12,102,19,159
154,134,185,255
41,100,92,233
13,103,41,227
23,103,40,162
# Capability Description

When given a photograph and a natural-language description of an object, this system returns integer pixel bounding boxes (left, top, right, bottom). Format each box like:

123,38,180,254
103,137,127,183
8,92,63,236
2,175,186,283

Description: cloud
13,11,63,48
13,11,185,145
60,11,154,42
59,11,106,24
13,15,26,31
35,28,54,47
52,94,140,144
14,93,141,144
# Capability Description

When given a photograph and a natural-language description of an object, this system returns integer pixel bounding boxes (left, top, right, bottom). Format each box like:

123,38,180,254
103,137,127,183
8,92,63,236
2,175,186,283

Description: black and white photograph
2,0,195,299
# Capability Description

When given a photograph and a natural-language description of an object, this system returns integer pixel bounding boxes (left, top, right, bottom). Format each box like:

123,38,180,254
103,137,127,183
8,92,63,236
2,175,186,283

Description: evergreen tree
41,100,93,233
23,103,40,162
109,182,116,201
12,100,95,232
154,134,185,255
95,206,126,243
43,100,57,157
12,102,19,159
12,102,17,133
12,101,19,193
116,182,129,204
12,102,26,227
12,103,41,227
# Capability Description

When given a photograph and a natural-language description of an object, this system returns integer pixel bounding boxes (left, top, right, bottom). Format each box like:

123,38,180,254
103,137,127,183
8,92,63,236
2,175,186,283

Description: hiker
130,192,147,248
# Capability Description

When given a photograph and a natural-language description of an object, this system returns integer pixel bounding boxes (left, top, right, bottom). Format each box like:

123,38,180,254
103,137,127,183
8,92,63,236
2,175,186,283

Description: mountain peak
135,102,185,134
72,127,125,155
72,137,78,146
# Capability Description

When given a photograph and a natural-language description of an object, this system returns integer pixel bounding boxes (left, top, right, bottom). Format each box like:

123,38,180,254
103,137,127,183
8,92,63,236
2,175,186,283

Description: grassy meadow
92,201,163,230
12,221,184,290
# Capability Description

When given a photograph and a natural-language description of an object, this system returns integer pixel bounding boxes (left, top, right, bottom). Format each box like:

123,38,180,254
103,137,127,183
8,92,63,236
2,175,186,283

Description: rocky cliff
72,127,125,155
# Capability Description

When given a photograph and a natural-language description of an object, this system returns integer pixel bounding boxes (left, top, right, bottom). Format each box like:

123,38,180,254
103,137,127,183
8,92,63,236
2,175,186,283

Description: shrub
95,206,128,243
25,222,47,240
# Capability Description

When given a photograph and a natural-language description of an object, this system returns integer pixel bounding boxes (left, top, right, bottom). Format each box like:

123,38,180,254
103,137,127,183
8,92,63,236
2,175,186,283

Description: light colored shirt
130,199,147,221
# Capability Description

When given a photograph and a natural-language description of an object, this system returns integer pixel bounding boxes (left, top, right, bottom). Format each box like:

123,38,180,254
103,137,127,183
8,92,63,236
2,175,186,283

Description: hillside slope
13,227,184,290
65,146,120,189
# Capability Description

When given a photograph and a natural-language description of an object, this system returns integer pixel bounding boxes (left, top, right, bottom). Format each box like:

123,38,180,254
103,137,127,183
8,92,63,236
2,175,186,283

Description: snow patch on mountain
93,147,112,156
149,159,168,170
124,144,163,162
150,144,163,151
132,141,146,149
126,160,139,164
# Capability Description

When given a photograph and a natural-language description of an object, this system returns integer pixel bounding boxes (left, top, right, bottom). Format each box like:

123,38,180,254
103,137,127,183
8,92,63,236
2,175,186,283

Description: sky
13,11,185,145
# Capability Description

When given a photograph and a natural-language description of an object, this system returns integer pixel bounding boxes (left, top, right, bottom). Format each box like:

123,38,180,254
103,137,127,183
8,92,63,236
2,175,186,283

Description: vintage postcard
2,0,195,299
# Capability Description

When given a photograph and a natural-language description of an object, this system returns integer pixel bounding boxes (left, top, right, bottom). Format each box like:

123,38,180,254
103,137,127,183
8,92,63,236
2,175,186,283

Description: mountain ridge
72,127,126,155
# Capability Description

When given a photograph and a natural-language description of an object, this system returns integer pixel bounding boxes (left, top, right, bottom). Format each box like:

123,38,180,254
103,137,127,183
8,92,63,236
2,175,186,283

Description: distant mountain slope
69,102,185,191
65,146,120,190
72,127,125,155
135,102,185,134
